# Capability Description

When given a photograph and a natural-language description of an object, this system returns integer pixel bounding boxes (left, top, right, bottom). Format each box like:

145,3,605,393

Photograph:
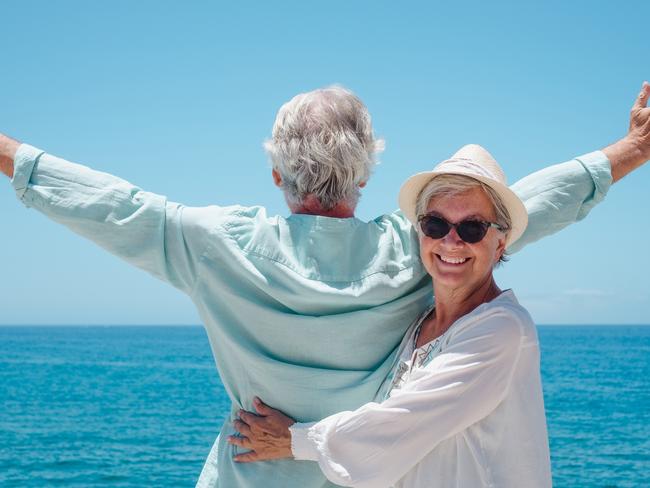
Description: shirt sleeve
10,144,216,295
289,308,525,488
508,150,612,253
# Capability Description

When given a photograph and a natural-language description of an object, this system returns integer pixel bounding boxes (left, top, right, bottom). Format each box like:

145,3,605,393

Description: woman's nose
441,226,464,247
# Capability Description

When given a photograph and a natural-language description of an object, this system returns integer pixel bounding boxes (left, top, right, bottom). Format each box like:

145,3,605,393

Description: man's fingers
234,451,260,463
632,81,650,111
233,419,253,437
227,435,252,449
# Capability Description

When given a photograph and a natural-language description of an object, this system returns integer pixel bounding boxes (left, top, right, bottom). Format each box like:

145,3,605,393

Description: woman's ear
494,234,507,264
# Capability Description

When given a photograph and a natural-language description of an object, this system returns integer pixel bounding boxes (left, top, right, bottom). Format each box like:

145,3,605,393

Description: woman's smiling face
419,186,507,293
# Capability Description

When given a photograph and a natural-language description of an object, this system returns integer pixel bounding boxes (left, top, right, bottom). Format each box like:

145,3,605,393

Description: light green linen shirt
11,144,611,487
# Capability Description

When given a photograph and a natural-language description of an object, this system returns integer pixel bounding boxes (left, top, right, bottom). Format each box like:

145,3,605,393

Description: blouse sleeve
290,307,525,488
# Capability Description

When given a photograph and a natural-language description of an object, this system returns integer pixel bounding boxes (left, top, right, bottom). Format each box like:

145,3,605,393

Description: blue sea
1,325,648,487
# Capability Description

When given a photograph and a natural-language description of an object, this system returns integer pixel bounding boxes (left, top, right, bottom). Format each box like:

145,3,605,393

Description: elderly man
1,84,649,488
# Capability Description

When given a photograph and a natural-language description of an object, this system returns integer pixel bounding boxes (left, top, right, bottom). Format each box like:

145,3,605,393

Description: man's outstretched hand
604,81,650,182
628,81,650,150
0,134,20,179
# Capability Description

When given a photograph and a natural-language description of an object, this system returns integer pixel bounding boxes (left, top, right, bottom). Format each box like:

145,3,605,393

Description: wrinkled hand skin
228,397,296,462
605,81,650,182
627,82,650,154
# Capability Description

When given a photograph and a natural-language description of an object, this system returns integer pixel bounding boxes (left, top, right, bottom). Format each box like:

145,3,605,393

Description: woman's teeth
439,255,468,264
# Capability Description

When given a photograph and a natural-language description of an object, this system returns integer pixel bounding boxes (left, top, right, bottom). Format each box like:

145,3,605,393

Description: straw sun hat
398,144,529,248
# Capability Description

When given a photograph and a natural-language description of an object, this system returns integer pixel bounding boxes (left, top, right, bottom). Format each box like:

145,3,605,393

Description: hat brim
398,169,528,249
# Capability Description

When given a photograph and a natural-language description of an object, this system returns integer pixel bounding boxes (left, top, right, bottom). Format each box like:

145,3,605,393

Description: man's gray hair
264,85,385,210
415,174,512,263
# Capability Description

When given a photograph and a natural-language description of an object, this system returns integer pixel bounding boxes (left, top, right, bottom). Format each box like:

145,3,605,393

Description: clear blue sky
1,1,648,325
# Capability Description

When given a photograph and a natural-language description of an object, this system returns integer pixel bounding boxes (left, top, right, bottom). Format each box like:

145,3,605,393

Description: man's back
188,206,432,487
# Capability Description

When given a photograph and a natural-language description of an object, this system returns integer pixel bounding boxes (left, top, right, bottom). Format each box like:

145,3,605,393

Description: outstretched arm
509,82,650,254
2,140,216,295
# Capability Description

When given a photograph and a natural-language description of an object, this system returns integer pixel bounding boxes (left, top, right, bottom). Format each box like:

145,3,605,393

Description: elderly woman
228,144,551,487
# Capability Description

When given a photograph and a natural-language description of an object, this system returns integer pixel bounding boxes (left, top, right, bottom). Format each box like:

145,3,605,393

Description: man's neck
290,195,356,218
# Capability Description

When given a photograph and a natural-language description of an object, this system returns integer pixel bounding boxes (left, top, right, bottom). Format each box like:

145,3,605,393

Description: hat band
433,158,501,182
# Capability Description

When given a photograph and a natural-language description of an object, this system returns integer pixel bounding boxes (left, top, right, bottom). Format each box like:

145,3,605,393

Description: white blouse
290,290,552,488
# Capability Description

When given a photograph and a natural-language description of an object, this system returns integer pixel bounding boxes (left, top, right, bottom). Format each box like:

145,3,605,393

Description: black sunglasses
418,214,504,244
